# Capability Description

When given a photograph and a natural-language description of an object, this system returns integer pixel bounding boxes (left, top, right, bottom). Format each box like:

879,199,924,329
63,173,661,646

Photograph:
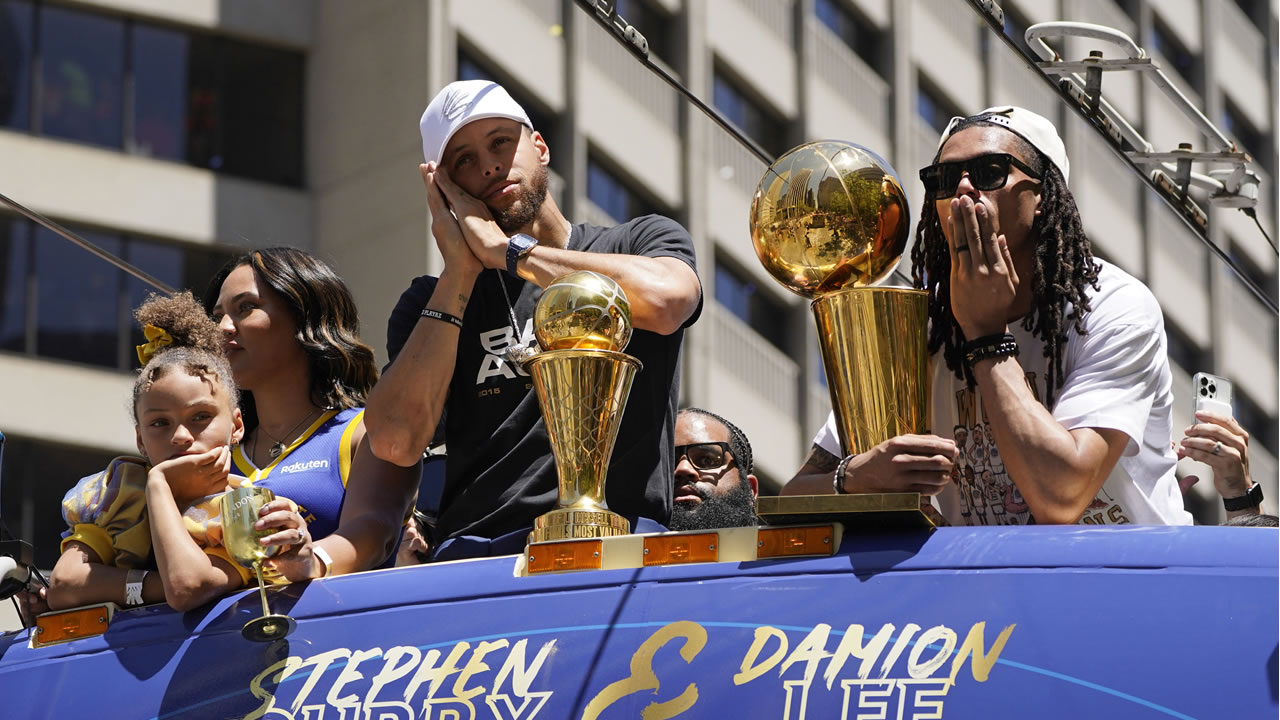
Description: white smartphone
1192,372,1233,419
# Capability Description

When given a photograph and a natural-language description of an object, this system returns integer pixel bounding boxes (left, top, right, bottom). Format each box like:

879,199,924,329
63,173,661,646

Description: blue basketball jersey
232,407,363,540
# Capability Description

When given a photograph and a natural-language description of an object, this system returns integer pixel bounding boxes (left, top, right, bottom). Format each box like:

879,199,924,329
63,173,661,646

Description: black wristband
964,333,1018,367
420,308,463,329
1222,482,1263,512
833,454,856,494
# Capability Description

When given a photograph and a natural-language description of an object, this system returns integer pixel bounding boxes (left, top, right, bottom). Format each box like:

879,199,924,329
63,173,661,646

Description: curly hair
132,291,238,422
678,407,753,476
909,120,1101,405
203,247,377,429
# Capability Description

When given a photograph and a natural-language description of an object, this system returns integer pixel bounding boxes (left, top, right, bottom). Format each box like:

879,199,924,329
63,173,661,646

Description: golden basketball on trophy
750,140,932,529
534,270,633,351
525,271,642,543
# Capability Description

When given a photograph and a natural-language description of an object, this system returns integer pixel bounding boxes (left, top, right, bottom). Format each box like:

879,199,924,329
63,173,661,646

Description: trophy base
529,507,631,543
242,614,296,643
756,493,936,533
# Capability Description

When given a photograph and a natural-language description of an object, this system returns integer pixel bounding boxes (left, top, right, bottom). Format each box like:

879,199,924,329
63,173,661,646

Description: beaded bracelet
963,332,1018,367
833,454,856,494
420,308,463,329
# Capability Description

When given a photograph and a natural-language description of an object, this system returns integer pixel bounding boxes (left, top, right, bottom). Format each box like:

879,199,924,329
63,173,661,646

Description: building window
587,156,656,222
1149,16,1200,92
0,216,28,352
1234,388,1277,455
715,258,789,351
1225,233,1278,304
615,0,673,65
0,215,238,371
814,0,882,72
1221,99,1264,160
1001,6,1043,59
713,69,786,157
0,0,35,131
0,436,118,569
916,77,962,135
1164,322,1206,380
2,2,305,186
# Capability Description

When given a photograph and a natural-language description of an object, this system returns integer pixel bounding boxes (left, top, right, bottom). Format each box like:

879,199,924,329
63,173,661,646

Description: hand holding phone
1181,372,1252,502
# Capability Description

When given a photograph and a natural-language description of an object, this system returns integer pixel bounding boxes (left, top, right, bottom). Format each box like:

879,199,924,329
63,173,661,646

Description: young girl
47,292,314,612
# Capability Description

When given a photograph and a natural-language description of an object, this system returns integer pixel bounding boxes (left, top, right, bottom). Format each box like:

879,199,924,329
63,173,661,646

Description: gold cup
749,141,933,529
220,486,296,642
526,272,643,543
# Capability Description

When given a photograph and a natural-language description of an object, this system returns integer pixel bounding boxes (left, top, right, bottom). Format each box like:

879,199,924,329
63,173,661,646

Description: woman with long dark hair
205,247,418,580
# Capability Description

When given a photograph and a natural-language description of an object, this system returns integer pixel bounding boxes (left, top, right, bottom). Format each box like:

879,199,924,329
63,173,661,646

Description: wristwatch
124,569,147,606
1222,482,1264,512
506,233,538,277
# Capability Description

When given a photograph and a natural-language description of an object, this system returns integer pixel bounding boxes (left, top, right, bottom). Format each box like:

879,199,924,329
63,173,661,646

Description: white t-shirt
813,259,1191,526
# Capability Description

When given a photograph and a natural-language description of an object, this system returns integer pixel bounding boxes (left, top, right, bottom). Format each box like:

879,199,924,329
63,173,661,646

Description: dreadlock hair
909,118,1101,405
203,247,377,430
678,408,753,476
132,291,239,423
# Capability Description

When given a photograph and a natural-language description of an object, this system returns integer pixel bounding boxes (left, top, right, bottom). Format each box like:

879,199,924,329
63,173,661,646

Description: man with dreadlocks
787,106,1190,526
671,408,759,531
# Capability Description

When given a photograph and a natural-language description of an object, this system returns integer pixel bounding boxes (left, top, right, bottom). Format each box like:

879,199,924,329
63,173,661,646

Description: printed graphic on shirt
475,318,537,393
947,370,1129,526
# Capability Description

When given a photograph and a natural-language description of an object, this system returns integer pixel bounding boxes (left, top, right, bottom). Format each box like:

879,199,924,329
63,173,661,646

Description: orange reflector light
527,539,603,574
643,533,719,566
34,605,110,647
757,525,836,558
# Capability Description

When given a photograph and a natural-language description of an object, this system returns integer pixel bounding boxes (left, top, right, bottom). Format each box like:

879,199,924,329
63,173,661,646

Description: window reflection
132,24,188,161
0,217,27,351
35,226,121,366
0,0,33,130
39,4,124,148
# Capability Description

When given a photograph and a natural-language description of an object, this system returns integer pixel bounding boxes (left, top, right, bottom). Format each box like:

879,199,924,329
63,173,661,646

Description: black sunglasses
674,442,735,471
918,153,1041,200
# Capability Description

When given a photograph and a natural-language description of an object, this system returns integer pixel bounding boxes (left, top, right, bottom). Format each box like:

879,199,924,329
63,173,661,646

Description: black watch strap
1222,482,1263,512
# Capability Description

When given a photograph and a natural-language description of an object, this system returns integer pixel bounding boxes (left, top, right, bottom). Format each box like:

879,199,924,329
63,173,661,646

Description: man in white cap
366,80,702,559
785,106,1190,527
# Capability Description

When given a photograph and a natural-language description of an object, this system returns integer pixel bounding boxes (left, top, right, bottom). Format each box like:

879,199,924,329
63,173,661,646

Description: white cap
938,106,1069,185
419,80,533,165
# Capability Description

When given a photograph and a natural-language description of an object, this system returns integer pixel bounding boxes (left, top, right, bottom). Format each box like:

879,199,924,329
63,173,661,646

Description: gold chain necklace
256,408,320,460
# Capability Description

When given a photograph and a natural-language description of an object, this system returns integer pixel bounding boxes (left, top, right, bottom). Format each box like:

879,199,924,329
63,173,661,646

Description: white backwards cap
938,106,1069,184
420,80,533,165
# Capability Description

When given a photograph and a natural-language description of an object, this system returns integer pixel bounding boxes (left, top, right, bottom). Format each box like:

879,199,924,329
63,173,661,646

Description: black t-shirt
386,215,701,542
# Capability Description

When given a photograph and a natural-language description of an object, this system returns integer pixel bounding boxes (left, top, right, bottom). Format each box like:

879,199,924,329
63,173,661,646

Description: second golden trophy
750,141,933,528
524,270,642,543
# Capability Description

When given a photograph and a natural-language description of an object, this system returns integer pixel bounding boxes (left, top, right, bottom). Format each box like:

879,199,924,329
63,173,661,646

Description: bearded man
366,81,702,559
670,408,759,531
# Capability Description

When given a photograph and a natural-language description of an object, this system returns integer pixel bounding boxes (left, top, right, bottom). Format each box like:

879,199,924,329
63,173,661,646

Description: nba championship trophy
525,271,642,543
750,141,934,529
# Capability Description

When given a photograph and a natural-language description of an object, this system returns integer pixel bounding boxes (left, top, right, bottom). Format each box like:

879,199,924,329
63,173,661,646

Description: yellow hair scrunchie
136,325,174,366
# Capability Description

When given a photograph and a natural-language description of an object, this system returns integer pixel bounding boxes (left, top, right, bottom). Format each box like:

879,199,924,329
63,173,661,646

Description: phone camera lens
1199,388,1208,396
1200,377,1209,385
1208,384,1216,394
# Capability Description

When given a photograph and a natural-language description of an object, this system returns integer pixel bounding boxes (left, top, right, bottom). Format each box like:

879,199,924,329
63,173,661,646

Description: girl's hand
255,499,320,582
149,446,231,506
